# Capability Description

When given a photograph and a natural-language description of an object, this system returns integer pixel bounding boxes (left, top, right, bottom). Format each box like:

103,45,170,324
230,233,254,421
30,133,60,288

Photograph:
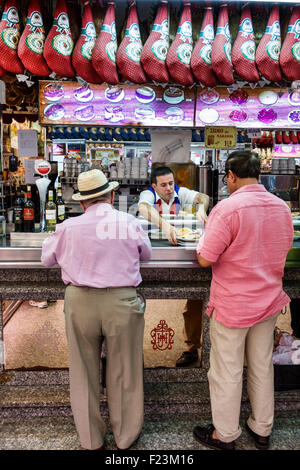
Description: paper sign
205,126,237,148
248,128,262,139
150,129,192,163
17,129,38,157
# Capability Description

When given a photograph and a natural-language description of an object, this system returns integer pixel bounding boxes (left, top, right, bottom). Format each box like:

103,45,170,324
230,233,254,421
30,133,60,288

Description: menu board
195,87,300,129
39,81,195,127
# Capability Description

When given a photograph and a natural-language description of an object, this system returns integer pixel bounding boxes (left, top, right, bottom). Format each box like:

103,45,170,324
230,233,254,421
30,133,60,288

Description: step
0,411,299,451
1,369,300,419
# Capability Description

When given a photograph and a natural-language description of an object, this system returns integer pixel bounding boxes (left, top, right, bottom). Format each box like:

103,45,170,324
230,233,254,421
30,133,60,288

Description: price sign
205,126,237,148
17,129,38,157
248,128,262,139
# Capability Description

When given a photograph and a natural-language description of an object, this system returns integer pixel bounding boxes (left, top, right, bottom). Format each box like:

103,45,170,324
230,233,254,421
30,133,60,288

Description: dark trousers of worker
64,284,145,450
183,299,204,351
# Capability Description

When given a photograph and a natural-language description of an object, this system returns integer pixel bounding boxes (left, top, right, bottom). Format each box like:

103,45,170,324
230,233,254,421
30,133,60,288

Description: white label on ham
126,42,142,62
241,40,255,61
152,39,169,61
292,43,300,62
224,42,232,63
2,28,20,50
52,34,73,56
200,44,212,65
176,43,193,65
266,39,281,61
106,41,117,62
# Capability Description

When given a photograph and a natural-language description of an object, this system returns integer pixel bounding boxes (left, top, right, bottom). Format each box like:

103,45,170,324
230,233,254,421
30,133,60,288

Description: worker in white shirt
138,166,209,367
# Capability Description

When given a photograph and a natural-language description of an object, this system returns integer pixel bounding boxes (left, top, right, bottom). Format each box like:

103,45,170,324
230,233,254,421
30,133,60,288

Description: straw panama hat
72,169,119,201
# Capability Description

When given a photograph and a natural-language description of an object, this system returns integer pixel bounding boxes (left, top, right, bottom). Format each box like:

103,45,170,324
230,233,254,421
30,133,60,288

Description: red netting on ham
0,0,23,73
72,0,101,83
280,5,300,81
17,0,50,77
255,5,282,82
231,4,259,82
43,0,75,78
211,3,234,85
166,2,194,86
140,0,169,83
92,1,119,84
191,4,217,87
116,0,147,84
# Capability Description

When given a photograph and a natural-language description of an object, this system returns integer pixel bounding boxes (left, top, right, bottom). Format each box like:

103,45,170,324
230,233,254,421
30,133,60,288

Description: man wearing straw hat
41,169,152,451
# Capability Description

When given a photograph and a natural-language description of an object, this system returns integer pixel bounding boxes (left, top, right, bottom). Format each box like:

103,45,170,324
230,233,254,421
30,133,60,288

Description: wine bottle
56,187,65,224
13,187,24,232
45,190,56,233
23,186,35,233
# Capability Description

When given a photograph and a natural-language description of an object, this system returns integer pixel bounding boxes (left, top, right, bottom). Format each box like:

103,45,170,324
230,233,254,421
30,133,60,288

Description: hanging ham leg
231,3,259,82
43,0,75,78
72,0,101,83
0,0,23,73
18,0,50,77
211,3,234,85
140,0,169,83
280,5,300,81
191,2,217,87
166,0,194,86
255,4,282,82
92,1,119,84
116,0,147,84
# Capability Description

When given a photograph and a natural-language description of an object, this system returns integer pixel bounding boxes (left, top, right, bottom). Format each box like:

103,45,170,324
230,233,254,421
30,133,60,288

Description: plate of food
176,227,202,242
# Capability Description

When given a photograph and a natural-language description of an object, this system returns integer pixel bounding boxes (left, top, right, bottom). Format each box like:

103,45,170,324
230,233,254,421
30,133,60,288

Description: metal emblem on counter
150,320,175,351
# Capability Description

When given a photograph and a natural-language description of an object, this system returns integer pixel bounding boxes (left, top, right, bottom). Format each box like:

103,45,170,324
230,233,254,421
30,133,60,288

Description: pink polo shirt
41,203,152,288
197,184,293,328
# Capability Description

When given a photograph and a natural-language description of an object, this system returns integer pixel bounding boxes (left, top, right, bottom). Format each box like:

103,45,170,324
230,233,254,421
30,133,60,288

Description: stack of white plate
117,161,125,178
131,158,140,179
139,157,149,179
124,158,132,178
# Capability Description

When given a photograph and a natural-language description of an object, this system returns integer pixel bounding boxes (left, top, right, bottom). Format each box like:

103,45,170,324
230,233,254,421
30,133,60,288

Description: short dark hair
151,166,174,184
225,151,260,179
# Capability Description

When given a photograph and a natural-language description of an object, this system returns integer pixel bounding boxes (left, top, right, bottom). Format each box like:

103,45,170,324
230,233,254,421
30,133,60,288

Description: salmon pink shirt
197,184,293,328
41,203,152,288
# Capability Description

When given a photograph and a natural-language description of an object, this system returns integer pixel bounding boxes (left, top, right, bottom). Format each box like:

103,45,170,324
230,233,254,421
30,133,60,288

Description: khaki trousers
208,311,280,443
64,285,145,450
183,299,204,351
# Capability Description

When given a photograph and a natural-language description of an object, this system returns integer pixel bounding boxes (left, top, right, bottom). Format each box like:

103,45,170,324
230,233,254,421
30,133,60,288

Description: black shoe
117,434,141,451
176,350,198,367
193,424,235,450
245,420,270,450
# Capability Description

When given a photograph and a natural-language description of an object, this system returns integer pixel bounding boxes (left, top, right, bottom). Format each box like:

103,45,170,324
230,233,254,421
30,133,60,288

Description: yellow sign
205,126,237,148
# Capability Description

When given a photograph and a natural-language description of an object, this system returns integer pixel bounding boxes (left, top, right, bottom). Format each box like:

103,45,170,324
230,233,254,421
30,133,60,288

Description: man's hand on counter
161,220,178,246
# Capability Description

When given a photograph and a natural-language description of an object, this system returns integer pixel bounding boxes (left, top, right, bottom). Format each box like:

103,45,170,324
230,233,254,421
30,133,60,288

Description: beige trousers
183,299,204,351
208,311,280,443
64,285,145,450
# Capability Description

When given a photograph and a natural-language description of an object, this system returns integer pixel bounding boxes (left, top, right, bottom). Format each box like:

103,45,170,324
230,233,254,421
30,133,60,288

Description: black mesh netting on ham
231,3,259,82
280,5,300,82
17,0,50,77
116,0,147,84
191,3,217,87
0,0,23,73
72,0,101,83
166,0,194,86
92,1,119,85
43,0,75,78
140,0,169,83
211,3,234,85
255,4,282,82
